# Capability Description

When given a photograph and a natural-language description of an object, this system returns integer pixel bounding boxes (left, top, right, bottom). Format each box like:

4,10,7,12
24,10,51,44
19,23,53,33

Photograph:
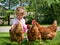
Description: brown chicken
27,24,41,41
32,20,57,40
9,22,24,43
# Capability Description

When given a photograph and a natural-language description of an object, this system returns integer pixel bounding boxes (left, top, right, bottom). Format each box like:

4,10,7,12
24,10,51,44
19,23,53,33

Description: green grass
0,31,60,45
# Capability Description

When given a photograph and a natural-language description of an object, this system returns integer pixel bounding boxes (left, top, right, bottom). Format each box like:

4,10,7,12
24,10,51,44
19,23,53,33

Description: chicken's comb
32,20,36,24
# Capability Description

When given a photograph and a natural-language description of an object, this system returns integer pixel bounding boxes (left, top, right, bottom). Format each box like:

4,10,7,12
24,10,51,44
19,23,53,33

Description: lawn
0,31,60,45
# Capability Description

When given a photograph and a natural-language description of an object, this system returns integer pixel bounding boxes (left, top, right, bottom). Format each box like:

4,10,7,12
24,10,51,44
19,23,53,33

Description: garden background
0,0,60,45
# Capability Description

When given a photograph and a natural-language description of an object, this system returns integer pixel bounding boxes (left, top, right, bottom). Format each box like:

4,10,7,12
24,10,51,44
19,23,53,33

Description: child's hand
11,24,17,30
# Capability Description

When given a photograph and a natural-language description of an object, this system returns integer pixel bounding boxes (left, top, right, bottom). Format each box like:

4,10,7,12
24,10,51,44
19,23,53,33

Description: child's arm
23,24,27,33
11,24,16,31
23,19,27,33
11,18,18,30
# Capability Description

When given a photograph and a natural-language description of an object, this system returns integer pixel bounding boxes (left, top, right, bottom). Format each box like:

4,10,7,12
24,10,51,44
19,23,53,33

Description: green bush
37,2,60,24
44,3,60,24
25,14,35,24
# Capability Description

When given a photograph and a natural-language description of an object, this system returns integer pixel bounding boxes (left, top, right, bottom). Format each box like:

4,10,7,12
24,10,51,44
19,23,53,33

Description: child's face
16,8,24,20
16,13,24,20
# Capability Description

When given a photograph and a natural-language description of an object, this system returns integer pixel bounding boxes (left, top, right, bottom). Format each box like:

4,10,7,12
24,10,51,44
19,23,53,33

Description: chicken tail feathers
52,20,57,26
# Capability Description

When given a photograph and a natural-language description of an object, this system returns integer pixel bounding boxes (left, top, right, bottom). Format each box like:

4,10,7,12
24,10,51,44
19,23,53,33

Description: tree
44,3,60,24
27,0,60,24
0,0,28,25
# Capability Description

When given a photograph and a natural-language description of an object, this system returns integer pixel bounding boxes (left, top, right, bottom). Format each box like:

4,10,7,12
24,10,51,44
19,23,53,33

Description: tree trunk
20,0,22,6
8,14,10,25
8,0,10,25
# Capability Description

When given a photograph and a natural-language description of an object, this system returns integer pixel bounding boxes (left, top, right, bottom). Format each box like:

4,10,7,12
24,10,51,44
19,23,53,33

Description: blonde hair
16,6,27,16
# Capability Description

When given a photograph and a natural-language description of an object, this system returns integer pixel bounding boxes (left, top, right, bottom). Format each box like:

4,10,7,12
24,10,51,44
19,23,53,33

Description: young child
11,6,27,33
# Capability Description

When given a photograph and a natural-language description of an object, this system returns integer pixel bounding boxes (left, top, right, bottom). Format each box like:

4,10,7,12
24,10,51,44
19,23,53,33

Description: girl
11,6,27,33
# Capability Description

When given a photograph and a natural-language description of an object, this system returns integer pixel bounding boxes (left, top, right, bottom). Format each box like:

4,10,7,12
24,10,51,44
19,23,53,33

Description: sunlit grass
0,31,60,45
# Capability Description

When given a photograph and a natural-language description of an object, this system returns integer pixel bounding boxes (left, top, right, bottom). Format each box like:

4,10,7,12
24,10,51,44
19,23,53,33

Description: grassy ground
0,31,60,45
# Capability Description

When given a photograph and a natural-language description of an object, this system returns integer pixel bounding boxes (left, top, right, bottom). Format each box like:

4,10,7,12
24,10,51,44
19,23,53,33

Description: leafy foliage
0,0,5,3
0,0,60,25
27,0,60,24
26,14,35,24
43,3,60,24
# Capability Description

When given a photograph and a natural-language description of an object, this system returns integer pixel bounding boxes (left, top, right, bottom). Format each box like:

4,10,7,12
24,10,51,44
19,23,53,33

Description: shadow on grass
0,36,43,45
0,36,29,45
0,36,10,39
0,36,11,45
